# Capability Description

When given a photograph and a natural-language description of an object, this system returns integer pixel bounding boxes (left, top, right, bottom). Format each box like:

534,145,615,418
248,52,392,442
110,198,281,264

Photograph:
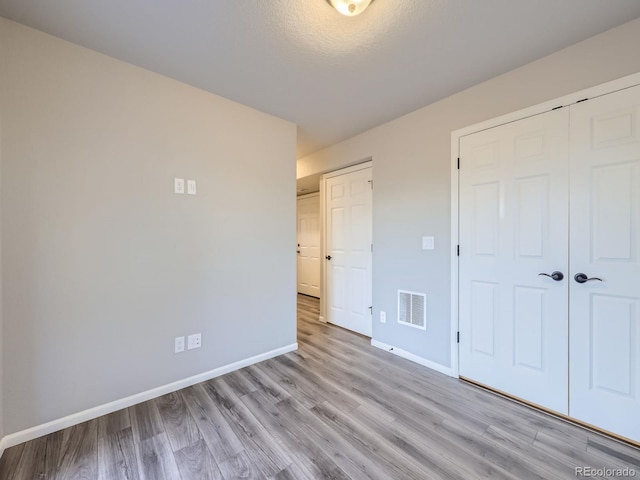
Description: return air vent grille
398,290,427,330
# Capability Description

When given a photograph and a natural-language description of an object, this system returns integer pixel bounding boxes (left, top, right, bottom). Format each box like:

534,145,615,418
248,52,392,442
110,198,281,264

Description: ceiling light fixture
326,0,374,16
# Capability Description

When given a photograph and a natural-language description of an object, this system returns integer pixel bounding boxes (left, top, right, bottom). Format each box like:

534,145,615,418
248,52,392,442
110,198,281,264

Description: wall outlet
174,178,185,194
380,311,386,323
174,336,185,353
187,179,197,195
187,333,201,350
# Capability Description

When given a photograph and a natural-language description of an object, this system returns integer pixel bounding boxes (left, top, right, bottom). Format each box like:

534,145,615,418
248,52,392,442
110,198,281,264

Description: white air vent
398,290,426,330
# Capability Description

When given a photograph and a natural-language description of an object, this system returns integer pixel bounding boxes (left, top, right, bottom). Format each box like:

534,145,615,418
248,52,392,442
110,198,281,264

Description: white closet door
297,194,321,297
459,109,570,414
569,84,640,442
325,167,372,337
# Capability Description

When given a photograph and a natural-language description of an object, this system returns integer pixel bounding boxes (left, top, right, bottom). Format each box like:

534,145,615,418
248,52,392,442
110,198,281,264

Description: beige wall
0,49,3,439
0,18,297,435
298,17,640,368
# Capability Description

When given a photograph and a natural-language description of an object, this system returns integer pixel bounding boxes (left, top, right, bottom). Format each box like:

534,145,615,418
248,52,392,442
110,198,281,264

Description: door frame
296,192,321,297
450,71,640,379
320,160,373,328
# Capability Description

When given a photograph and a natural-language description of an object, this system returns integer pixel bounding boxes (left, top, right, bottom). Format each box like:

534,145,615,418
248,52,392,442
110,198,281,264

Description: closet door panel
569,83,640,443
459,108,570,414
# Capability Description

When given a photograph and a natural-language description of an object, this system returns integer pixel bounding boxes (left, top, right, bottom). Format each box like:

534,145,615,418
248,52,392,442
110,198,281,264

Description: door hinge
368,306,373,315
457,157,460,170
368,179,373,189
371,243,373,253
457,331,460,343
457,245,460,256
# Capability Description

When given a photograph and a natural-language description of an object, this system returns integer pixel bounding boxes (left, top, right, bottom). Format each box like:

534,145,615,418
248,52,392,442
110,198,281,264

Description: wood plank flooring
1,294,639,479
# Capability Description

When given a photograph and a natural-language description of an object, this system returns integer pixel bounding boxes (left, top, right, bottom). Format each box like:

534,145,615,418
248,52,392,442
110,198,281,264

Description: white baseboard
0,343,298,453
318,315,326,323
370,339,455,377
0,436,7,460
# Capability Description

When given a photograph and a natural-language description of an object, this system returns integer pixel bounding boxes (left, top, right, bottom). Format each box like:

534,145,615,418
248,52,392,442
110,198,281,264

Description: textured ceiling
1,1,640,158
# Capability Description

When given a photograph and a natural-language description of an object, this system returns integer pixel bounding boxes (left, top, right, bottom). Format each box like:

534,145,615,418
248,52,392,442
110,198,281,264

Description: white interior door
325,166,372,336
297,194,321,297
569,84,640,442
459,109,570,414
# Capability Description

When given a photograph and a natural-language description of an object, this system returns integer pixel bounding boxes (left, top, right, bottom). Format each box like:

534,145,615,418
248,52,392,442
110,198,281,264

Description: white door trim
323,160,372,179
450,71,640,378
319,176,326,323
297,192,321,297
321,160,372,331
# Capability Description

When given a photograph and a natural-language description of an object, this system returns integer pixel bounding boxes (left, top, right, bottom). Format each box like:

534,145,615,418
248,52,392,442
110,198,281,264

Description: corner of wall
0,15,6,450
0,128,4,455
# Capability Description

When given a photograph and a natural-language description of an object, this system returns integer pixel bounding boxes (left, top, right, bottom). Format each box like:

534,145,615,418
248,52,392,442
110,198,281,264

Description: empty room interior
1,1,640,478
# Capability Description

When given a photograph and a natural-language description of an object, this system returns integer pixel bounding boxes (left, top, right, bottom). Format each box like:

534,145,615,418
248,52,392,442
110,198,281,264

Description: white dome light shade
326,0,374,16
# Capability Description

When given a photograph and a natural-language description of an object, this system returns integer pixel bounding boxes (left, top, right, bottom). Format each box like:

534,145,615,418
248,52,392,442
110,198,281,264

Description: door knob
325,255,332,260
538,271,564,281
574,273,603,284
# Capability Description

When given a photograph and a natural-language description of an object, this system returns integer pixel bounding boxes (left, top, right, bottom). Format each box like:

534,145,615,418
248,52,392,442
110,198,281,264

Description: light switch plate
174,178,185,194
380,311,386,323
187,180,197,195
422,236,435,250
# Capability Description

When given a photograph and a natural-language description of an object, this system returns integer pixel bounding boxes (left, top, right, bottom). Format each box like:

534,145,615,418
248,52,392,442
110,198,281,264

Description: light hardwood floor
1,294,638,479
